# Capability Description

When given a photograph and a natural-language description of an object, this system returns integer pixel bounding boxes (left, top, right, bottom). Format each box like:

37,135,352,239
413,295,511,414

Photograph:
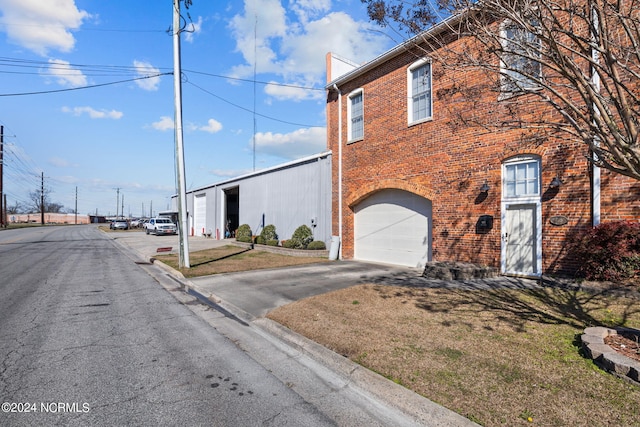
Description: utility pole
114,188,120,219
75,186,78,225
173,0,190,268
122,194,125,219
40,172,44,225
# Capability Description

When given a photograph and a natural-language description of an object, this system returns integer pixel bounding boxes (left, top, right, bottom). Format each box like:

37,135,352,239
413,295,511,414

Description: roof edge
180,150,333,196
325,12,464,89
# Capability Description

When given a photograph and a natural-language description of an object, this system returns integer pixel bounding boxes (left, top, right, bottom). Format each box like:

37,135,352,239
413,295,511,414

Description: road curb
150,257,223,304
252,317,480,427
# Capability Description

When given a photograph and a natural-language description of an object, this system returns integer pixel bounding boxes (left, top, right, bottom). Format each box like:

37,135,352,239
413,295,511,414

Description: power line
0,57,325,92
185,79,319,128
0,73,172,97
183,69,324,92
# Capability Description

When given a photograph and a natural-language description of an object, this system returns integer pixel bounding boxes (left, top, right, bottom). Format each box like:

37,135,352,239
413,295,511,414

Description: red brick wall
327,37,640,276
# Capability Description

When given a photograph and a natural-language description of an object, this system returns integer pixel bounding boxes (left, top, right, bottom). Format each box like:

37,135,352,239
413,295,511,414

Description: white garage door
194,194,206,237
354,189,431,268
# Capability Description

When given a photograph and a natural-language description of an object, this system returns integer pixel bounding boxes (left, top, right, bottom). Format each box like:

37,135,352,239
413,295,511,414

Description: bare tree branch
361,0,640,179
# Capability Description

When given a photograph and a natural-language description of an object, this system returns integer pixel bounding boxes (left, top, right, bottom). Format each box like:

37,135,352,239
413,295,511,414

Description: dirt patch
268,284,640,427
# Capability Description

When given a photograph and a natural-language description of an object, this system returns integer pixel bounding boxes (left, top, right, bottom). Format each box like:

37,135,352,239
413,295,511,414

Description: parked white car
145,218,177,235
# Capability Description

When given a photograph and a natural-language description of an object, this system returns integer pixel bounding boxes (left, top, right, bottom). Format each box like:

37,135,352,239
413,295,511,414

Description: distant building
10,213,91,224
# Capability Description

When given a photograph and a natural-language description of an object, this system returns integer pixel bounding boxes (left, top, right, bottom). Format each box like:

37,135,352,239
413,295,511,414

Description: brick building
325,14,640,277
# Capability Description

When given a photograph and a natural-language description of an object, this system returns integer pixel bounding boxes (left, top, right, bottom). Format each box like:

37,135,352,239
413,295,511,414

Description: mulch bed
604,330,640,363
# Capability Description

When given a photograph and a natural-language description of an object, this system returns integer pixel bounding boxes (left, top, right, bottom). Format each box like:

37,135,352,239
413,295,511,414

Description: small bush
288,224,314,249
307,240,326,250
282,239,297,249
260,224,278,242
236,224,252,242
266,239,279,246
570,220,640,281
255,235,266,245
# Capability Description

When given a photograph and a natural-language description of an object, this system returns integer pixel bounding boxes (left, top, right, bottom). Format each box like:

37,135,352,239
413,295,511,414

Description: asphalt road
0,226,337,426
0,225,462,427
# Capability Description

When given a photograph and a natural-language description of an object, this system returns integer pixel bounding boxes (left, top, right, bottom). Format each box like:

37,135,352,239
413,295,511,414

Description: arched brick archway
346,179,435,208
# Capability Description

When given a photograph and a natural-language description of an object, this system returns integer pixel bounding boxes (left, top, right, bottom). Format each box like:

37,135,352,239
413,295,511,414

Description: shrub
236,224,252,243
307,240,326,250
282,239,297,249
255,235,266,245
570,220,640,281
260,224,278,242
288,224,314,249
266,239,279,246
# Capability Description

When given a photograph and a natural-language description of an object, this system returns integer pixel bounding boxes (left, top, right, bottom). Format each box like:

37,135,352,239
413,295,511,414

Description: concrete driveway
189,261,423,319
110,227,539,320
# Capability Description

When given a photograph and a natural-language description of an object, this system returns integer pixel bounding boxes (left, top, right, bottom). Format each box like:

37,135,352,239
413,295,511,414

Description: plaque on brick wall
549,215,568,226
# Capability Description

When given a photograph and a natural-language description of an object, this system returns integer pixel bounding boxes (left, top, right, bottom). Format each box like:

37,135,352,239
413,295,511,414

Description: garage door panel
354,189,431,268
194,195,206,237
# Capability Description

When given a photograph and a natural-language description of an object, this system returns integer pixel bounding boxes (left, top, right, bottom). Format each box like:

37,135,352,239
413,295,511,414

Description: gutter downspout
591,5,601,227
333,83,343,259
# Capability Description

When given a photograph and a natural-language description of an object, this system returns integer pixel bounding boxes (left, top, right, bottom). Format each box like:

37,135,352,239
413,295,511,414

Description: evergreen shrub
260,224,278,242
288,225,314,249
307,240,326,250
236,224,253,243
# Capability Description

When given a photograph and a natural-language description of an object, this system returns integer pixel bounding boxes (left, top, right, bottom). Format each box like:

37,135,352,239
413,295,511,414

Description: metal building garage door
194,194,206,237
354,189,431,268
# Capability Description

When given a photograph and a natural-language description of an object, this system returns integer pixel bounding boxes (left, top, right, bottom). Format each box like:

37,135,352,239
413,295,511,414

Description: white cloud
187,119,223,133
254,126,326,159
133,60,161,91
62,106,123,119
198,118,223,133
183,16,203,43
264,80,317,102
49,157,74,168
289,0,331,24
228,2,389,101
0,0,90,55
152,116,174,131
46,59,87,87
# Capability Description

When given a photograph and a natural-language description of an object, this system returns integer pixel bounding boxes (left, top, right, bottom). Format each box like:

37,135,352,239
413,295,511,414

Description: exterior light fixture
480,181,490,192
550,177,562,188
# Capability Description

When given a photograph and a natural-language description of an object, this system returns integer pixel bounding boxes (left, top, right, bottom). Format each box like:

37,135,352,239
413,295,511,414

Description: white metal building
172,152,332,246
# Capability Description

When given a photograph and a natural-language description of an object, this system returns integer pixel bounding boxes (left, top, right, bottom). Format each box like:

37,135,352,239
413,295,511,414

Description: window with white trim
503,156,540,198
348,89,364,142
501,19,541,93
408,59,432,124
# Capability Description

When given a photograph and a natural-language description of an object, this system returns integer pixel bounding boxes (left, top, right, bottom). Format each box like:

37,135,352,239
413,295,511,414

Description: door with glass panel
502,157,541,277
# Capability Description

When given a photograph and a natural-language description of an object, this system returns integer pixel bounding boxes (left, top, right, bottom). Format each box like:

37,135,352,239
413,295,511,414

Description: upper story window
408,59,432,125
348,89,364,142
501,19,541,93
503,156,540,198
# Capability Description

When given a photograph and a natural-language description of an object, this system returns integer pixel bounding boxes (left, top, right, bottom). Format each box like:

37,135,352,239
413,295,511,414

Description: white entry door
503,204,537,276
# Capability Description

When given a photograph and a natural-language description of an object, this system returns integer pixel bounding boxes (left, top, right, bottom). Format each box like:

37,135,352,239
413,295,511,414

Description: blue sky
0,0,393,217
